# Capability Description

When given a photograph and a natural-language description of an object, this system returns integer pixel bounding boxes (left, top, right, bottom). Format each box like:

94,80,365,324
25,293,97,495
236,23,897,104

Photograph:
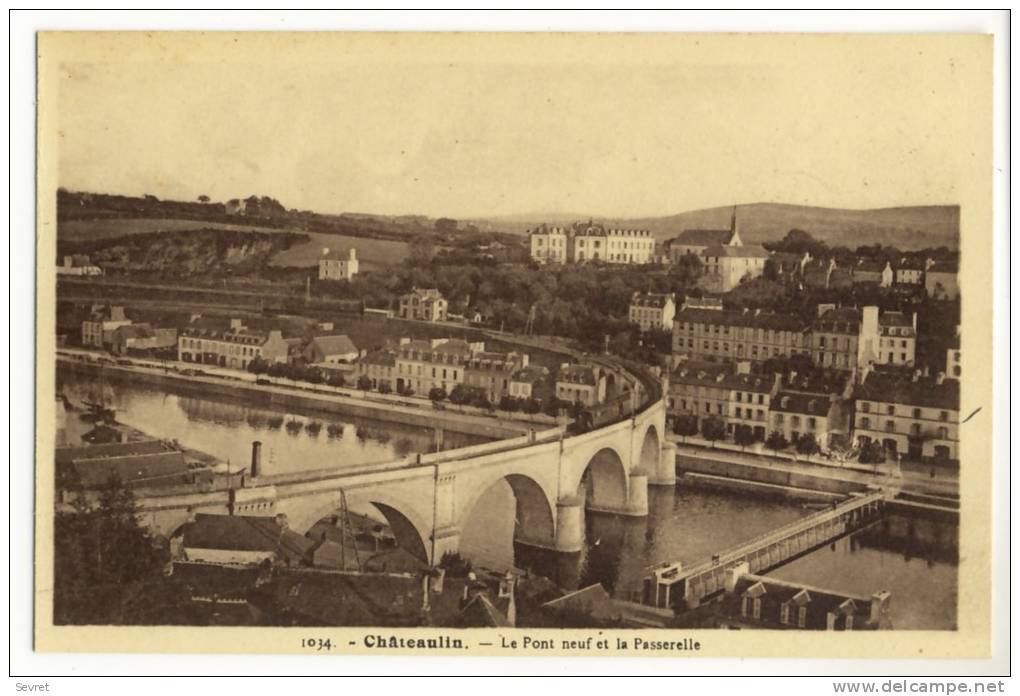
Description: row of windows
179,338,260,357
860,402,951,421
857,418,951,439
397,363,460,380
733,407,765,421
774,413,817,429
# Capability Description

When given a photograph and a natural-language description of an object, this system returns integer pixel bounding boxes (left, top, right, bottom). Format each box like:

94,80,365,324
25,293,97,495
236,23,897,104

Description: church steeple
728,205,743,247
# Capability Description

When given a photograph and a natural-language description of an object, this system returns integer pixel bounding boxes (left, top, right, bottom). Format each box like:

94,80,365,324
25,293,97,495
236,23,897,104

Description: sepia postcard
34,30,996,662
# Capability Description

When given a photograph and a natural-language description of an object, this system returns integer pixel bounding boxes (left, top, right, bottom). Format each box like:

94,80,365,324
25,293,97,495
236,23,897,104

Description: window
735,407,742,418
939,411,949,421
753,598,762,619
860,417,870,429
737,393,743,403
798,606,807,628
808,417,817,429
886,405,895,415
913,408,921,419
885,420,895,433
861,402,871,413
937,427,948,440
780,603,790,625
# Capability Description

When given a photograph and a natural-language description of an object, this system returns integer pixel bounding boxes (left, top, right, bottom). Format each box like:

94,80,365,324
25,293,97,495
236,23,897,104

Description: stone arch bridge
133,369,675,565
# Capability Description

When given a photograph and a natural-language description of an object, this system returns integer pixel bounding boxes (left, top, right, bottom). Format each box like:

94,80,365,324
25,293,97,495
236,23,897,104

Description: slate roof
310,334,358,357
359,349,396,367
671,229,734,246
511,365,549,384
855,371,960,411
772,391,832,416
702,244,770,259
630,292,674,309
674,307,808,332
458,594,513,627
558,364,598,386
927,260,958,274
182,514,285,553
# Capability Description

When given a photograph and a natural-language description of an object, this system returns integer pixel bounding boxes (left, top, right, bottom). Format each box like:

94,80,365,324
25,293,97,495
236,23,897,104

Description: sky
52,33,988,219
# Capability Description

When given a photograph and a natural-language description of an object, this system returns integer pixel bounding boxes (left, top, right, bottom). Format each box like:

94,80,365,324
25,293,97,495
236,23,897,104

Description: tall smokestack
251,440,262,478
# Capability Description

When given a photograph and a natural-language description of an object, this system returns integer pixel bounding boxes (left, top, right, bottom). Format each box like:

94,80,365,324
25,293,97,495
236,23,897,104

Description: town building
853,259,894,287
398,287,448,322
110,323,178,355
57,254,103,276
318,248,359,281
667,360,780,439
877,311,916,366
463,350,530,404
356,349,397,391
946,326,961,379
628,292,676,332
508,364,550,401
81,304,132,348
666,207,743,260
769,391,847,450
178,513,315,566
853,368,960,463
894,259,926,285
700,244,770,292
714,563,891,630
527,220,655,265
925,261,959,300
768,251,812,282
672,307,810,365
810,305,880,371
528,224,569,264
55,439,202,490
681,295,724,311
302,334,359,365
394,337,483,396
555,363,606,406
178,318,288,369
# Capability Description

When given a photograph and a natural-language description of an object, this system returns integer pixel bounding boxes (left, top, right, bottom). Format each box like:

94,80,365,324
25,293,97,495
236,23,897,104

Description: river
57,369,486,476
58,369,958,630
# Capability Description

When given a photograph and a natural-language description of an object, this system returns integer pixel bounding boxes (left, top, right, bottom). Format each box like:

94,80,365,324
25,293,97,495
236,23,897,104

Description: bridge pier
554,498,585,553
649,441,677,486
431,525,461,564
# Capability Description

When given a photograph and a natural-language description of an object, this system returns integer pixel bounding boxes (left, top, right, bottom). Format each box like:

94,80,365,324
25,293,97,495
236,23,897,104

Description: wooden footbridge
645,489,888,610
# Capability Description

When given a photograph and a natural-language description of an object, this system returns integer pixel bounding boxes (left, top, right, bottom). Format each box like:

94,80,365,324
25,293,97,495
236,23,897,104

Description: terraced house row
672,303,916,371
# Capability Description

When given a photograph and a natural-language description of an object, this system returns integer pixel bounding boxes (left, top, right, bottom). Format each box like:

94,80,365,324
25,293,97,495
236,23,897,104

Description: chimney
869,590,891,625
230,318,244,331
912,369,922,383
250,440,262,478
322,247,330,256
935,371,946,385
275,513,289,529
349,248,357,260
754,308,761,316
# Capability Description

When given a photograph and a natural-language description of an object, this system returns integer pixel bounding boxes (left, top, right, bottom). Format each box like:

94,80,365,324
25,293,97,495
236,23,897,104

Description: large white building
528,221,655,265
318,248,359,281
629,292,676,332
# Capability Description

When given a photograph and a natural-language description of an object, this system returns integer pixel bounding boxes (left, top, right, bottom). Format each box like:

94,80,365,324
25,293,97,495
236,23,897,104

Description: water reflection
57,369,486,477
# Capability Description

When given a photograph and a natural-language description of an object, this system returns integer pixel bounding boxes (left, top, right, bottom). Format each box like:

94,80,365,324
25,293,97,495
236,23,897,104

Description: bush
734,424,756,450
522,398,542,414
356,375,372,391
765,430,789,453
795,432,819,456
378,381,392,394
700,416,726,445
428,387,447,402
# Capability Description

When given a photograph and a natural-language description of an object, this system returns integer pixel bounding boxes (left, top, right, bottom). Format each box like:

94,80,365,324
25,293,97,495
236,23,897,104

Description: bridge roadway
645,489,888,610
127,354,673,566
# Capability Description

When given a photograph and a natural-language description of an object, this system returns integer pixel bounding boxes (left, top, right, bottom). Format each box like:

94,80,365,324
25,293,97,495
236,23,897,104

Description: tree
700,416,727,447
247,357,269,375
499,395,521,412
795,432,819,456
197,195,210,203
356,375,372,391
858,441,886,466
673,414,699,442
765,430,789,454
522,397,542,414
54,476,193,625
733,424,756,451
377,381,392,394
428,387,447,402
434,218,458,232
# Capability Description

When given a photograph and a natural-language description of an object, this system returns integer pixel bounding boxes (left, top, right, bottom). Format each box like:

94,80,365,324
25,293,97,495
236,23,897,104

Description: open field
268,231,410,270
58,218,282,241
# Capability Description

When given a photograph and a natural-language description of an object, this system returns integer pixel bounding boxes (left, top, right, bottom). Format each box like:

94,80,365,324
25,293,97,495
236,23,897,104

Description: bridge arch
638,423,661,472
458,472,556,550
282,490,432,564
575,446,629,511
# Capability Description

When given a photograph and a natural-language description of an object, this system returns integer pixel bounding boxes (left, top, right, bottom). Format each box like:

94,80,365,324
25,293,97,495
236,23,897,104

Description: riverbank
57,354,545,440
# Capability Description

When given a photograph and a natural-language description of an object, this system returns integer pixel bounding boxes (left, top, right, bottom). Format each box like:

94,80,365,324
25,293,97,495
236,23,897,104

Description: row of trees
671,414,822,456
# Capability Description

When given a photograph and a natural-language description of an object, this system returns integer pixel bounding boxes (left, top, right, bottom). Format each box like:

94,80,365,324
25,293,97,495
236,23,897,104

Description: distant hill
470,203,960,251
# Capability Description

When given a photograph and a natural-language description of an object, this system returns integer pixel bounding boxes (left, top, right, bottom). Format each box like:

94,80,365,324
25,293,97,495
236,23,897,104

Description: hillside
470,203,960,251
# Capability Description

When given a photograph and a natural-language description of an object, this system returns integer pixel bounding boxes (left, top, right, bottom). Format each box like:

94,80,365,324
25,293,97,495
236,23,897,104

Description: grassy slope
59,218,410,271
470,203,960,250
